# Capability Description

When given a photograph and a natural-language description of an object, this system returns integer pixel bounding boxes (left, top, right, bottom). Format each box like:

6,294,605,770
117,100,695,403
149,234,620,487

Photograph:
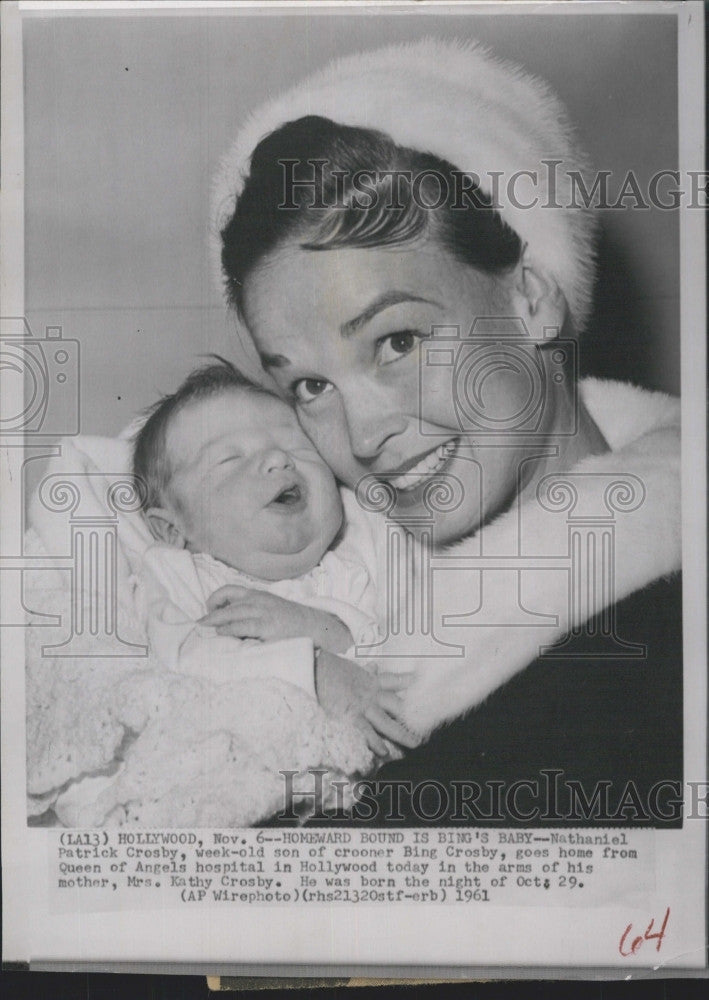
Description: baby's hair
133,357,269,513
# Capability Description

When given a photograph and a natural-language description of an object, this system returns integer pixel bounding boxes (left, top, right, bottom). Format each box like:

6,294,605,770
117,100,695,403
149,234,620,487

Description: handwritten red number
619,907,670,957
644,908,671,952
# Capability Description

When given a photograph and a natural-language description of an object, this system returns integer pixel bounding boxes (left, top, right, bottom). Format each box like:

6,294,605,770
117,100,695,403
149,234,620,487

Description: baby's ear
145,508,187,548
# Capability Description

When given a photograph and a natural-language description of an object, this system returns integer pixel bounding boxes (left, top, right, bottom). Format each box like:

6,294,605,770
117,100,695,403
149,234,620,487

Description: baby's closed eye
290,446,322,461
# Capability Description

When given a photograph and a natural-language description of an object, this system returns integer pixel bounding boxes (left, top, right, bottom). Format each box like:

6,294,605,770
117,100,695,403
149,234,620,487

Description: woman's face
243,238,539,544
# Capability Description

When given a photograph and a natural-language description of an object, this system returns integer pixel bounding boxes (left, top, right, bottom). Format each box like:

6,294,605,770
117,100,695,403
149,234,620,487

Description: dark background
2,973,709,999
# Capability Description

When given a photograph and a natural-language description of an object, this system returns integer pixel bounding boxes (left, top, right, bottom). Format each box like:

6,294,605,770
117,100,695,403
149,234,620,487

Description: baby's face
165,389,343,580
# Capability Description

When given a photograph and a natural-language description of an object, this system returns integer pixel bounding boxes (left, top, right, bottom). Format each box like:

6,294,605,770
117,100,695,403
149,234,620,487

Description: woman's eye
293,378,334,404
377,330,420,365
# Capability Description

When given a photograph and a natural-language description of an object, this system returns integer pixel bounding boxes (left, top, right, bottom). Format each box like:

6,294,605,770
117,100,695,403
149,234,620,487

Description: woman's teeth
388,440,458,491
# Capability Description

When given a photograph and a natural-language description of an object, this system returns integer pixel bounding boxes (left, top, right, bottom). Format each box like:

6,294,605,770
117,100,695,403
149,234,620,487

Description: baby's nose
260,447,295,474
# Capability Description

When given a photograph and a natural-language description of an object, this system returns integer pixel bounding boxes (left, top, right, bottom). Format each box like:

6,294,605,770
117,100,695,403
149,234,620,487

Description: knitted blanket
25,528,374,827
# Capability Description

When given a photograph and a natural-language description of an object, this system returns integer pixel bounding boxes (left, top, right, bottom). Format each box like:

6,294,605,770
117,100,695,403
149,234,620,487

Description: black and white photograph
1,0,706,978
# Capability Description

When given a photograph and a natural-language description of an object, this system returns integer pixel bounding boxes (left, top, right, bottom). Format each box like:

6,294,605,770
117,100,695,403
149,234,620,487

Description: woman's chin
388,481,482,547
429,509,482,548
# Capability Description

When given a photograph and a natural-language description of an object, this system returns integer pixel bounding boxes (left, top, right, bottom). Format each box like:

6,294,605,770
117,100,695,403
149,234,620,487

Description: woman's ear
508,250,568,341
145,508,187,548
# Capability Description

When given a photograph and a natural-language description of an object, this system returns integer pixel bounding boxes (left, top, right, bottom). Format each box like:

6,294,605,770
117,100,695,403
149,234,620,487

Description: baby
133,359,413,753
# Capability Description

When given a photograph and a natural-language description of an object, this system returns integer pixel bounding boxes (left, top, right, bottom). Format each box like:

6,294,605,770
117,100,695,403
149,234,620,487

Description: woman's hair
220,116,523,314
133,357,267,512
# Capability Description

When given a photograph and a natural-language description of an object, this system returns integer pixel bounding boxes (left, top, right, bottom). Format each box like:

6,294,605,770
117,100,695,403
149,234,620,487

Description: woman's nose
341,396,408,462
259,448,295,474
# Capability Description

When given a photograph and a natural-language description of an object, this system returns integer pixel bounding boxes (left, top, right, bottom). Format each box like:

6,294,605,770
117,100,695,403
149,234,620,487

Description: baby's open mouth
268,482,306,510
274,484,301,505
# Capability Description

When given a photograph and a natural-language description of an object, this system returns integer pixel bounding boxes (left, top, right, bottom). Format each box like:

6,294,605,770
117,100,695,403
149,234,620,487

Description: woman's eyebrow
340,291,442,338
260,291,442,369
261,352,290,369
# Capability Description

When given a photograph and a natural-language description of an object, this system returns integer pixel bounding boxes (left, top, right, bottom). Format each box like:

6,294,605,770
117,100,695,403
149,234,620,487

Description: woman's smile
386,438,459,491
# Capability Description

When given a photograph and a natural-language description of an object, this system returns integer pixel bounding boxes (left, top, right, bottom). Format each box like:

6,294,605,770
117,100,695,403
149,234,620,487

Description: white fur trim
580,376,681,451
211,37,598,330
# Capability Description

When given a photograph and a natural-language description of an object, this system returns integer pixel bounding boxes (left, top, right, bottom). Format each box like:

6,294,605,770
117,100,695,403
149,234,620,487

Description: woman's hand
200,585,353,653
314,651,420,756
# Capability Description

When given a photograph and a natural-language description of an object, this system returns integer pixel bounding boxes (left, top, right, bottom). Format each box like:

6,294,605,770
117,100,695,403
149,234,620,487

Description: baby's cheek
215,471,249,500
317,474,344,536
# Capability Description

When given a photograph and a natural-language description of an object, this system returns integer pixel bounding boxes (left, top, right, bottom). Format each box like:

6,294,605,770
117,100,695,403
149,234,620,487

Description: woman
212,40,682,823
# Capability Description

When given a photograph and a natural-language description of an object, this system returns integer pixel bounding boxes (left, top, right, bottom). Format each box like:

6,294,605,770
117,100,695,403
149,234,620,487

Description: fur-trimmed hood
212,37,598,330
